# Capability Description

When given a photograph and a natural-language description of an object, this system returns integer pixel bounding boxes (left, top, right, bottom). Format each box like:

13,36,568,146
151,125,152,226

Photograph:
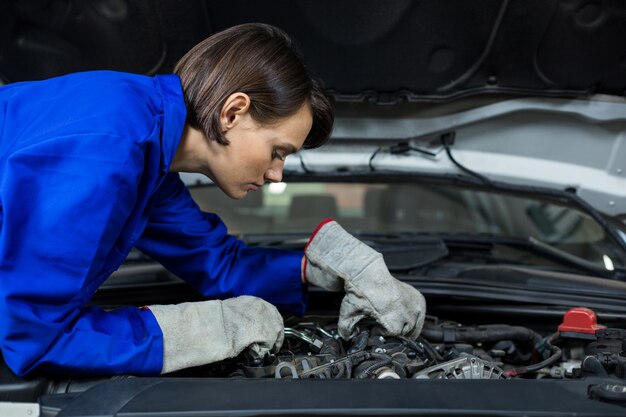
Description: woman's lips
247,183,261,191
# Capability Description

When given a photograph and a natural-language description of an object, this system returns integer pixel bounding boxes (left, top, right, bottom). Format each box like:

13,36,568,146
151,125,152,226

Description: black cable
582,356,609,377
441,132,492,185
390,142,436,157
298,153,313,173
398,335,426,355
369,142,435,172
438,0,509,90
416,336,444,362
503,344,562,377
442,132,626,256
368,147,383,172
408,146,436,157
440,131,620,252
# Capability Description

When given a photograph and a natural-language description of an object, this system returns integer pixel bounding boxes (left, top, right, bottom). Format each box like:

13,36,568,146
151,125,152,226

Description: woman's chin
220,185,247,200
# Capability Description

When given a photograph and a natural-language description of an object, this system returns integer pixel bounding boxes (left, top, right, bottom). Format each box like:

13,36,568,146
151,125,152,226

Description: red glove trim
304,218,335,251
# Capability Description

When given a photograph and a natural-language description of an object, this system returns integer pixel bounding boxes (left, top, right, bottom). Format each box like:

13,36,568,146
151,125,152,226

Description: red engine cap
558,307,606,334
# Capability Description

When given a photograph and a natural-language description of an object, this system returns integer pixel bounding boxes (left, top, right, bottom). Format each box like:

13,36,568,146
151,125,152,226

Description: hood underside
204,0,626,104
2,0,626,103
4,0,626,216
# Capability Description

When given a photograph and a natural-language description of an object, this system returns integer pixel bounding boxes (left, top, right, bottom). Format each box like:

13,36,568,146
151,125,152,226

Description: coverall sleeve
135,174,307,315
0,135,163,376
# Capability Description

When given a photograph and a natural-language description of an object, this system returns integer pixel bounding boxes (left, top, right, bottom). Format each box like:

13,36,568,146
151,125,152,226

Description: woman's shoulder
0,71,186,167
59,70,164,113
28,71,177,143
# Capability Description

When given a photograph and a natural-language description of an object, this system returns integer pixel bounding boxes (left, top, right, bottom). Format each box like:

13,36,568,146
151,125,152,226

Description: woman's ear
220,92,251,131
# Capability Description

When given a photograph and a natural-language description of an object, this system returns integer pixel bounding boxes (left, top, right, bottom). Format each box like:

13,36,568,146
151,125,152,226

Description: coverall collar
154,74,187,174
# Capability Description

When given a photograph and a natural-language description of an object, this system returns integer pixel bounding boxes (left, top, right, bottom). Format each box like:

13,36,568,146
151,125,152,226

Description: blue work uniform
0,71,306,377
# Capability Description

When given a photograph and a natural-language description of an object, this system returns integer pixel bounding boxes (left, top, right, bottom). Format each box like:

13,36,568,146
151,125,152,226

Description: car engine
174,307,626,385
8,306,626,408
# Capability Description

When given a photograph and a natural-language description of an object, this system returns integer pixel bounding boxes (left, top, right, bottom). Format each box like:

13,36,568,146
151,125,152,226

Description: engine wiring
192,317,601,381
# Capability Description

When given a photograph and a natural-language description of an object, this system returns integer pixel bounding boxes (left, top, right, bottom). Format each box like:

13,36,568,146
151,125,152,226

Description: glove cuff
305,259,344,291
304,219,378,282
304,219,347,291
150,297,285,374
304,218,336,252
149,301,227,374
302,217,343,291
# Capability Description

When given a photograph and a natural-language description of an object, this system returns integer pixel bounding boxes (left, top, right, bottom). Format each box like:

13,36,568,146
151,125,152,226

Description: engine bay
173,307,626,393
4,304,626,414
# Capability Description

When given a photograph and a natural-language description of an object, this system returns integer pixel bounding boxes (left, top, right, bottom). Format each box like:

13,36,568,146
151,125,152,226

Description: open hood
3,0,626,217
203,0,626,104
2,0,626,102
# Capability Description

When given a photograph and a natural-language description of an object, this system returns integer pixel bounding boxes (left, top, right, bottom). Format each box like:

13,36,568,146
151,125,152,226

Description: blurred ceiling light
268,182,287,194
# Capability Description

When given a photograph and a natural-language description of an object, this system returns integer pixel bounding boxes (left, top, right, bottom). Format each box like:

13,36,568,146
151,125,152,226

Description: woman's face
207,99,313,199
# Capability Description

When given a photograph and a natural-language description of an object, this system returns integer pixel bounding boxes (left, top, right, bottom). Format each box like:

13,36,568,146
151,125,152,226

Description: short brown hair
175,23,333,149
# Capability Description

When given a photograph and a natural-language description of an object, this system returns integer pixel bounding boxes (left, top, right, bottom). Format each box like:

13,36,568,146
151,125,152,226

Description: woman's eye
272,150,286,161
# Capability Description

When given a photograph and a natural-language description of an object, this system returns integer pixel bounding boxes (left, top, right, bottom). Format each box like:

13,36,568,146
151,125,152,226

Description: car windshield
189,181,624,272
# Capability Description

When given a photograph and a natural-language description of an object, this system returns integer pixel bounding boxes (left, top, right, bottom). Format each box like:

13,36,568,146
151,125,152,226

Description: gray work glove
304,220,426,341
149,296,284,374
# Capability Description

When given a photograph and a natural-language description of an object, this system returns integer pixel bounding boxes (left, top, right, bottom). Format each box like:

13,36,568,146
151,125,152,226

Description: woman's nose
264,164,283,183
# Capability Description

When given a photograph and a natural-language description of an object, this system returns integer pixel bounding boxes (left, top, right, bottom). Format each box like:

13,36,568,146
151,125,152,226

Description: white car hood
304,96,626,218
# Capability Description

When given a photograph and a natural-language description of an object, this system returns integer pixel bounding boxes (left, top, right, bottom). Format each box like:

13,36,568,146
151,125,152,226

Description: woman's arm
135,173,307,315
0,135,164,376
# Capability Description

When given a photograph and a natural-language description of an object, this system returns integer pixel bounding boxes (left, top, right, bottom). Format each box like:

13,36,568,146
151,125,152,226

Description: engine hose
417,336,444,362
503,345,562,377
582,356,609,378
398,336,425,355
421,324,540,344
398,335,441,365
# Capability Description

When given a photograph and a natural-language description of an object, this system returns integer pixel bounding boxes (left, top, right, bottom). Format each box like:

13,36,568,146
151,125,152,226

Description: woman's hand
304,220,426,341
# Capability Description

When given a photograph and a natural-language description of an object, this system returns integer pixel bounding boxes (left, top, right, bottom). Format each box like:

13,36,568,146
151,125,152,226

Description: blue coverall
0,71,306,376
